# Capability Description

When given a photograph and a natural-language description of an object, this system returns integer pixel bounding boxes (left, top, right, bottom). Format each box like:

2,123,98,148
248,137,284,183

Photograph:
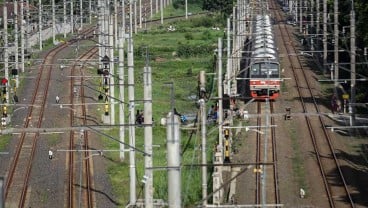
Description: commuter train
238,14,281,100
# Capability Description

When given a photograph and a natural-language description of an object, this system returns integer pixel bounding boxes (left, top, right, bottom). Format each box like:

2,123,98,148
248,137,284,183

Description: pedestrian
55,95,60,104
331,95,338,114
208,105,214,119
48,150,53,160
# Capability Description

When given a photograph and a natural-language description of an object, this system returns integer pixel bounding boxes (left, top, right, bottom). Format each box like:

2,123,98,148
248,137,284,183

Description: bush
184,33,194,40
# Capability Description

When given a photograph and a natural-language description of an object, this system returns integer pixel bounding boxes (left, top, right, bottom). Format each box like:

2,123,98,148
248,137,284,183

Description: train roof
250,14,279,62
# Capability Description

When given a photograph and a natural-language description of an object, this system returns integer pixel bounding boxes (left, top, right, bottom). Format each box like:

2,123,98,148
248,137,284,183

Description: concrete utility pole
38,0,42,50
118,38,125,161
129,0,133,37
323,0,327,75
4,6,9,103
25,0,30,50
217,38,224,158
109,17,115,125
127,35,137,206
212,37,224,205
63,0,67,38
226,17,231,96
134,0,137,33
139,0,142,28
89,0,92,24
71,0,74,34
52,0,56,44
121,0,126,37
20,0,25,73
0,177,3,208
114,0,118,47
144,63,153,208
98,0,103,71
349,1,356,126
156,0,158,14
79,0,83,29
160,0,163,24
316,0,320,35
14,0,19,87
333,0,339,89
299,0,302,33
185,0,187,19
166,112,181,208
199,98,207,206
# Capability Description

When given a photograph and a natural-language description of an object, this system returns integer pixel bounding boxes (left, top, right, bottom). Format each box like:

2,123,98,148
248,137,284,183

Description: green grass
288,123,308,196
104,12,225,206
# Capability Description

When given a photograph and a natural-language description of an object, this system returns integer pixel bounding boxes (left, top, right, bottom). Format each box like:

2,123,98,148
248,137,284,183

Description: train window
250,63,279,78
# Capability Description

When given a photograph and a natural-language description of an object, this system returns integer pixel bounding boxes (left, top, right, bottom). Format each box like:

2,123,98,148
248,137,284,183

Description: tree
202,0,233,16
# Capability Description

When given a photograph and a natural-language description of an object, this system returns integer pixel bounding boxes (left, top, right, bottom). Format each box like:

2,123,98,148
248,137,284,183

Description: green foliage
184,33,194,40
177,42,215,58
202,0,233,16
201,30,212,40
107,13,223,205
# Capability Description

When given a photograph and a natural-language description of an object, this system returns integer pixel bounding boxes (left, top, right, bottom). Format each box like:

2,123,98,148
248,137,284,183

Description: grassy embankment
104,4,226,207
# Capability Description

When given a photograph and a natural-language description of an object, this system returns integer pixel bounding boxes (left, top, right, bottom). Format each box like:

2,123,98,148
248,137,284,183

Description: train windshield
250,63,279,78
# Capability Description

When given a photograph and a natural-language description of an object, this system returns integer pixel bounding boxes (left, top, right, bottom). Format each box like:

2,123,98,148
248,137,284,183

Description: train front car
248,14,281,100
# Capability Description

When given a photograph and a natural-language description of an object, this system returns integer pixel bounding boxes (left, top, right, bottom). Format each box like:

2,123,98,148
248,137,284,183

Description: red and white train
239,14,281,100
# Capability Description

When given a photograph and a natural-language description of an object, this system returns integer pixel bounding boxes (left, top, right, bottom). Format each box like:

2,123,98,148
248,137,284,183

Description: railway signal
104,102,109,116
2,106,7,118
224,128,230,163
1,117,6,126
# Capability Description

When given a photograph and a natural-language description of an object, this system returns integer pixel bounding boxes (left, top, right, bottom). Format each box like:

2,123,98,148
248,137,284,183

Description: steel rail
271,0,355,206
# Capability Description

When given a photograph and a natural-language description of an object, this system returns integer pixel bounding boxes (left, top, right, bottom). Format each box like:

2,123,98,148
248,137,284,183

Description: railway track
270,0,355,207
255,101,280,206
4,26,96,207
67,46,98,207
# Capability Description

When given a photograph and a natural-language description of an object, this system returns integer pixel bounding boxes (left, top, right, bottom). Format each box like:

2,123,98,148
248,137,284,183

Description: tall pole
129,0,133,37
38,0,42,50
63,0,67,38
122,0,126,37
114,0,118,47
71,0,74,34
128,36,136,206
144,63,153,208
14,0,19,87
118,34,125,161
299,0,302,33
333,0,339,90
185,0,187,19
25,0,30,50
316,0,320,35
52,0,55,44
166,105,181,208
139,0,142,28
200,98,207,206
0,177,3,208
80,0,83,29
218,38,223,158
350,0,356,126
323,0,328,76
89,0,92,24
98,0,103,71
156,0,158,14
109,17,115,125
20,0,25,73
4,6,9,103
160,0,163,24
226,18,231,96
134,0,137,33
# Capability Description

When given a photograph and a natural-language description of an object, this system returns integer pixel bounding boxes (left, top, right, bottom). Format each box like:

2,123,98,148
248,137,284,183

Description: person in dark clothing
174,108,181,117
136,110,144,125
